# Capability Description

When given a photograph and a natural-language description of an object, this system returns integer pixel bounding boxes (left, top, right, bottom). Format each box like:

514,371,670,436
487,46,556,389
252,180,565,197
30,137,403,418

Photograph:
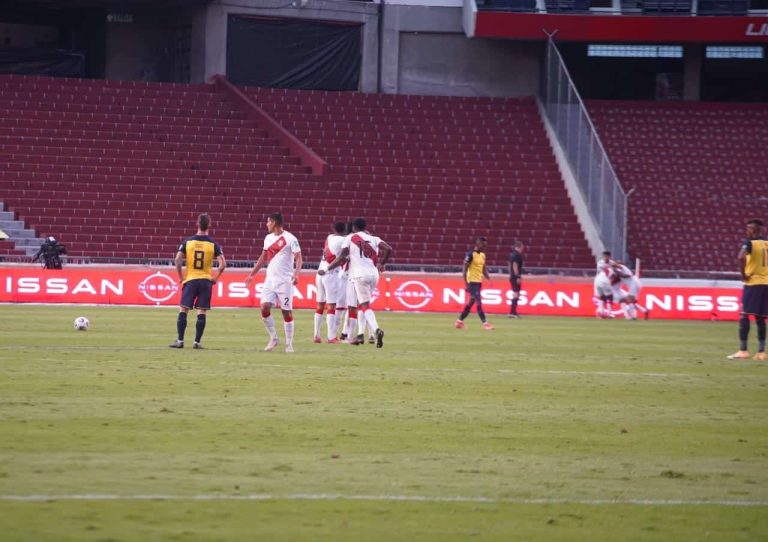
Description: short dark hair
198,213,210,231
269,213,283,226
602,250,612,257
476,236,487,244
514,240,524,249
333,221,346,234
747,218,764,227
352,218,366,232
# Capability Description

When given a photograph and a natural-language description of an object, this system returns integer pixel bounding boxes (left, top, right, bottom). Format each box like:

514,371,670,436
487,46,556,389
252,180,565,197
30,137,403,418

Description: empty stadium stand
588,99,768,272
0,74,595,268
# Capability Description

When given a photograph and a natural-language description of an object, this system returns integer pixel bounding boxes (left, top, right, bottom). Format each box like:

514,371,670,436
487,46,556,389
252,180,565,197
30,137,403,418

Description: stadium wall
0,266,742,321
185,0,539,96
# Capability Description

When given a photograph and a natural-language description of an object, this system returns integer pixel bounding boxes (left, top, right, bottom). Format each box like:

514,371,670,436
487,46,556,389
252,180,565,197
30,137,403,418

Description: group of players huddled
593,250,650,321
168,212,391,352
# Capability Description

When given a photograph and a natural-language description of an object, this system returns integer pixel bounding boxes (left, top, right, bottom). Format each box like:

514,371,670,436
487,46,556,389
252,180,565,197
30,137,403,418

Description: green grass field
0,304,767,541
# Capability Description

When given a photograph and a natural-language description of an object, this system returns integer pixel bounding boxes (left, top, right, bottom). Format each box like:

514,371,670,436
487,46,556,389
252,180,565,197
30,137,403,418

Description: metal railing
540,36,628,261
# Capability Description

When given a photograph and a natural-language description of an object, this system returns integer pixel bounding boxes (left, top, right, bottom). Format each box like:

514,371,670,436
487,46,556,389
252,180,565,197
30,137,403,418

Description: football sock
313,311,323,337
510,297,519,315
194,314,206,343
326,310,337,340
756,317,766,351
357,310,367,336
477,301,486,323
262,314,277,339
739,316,750,351
459,305,471,321
176,312,187,341
284,320,294,346
364,309,380,334
336,309,347,336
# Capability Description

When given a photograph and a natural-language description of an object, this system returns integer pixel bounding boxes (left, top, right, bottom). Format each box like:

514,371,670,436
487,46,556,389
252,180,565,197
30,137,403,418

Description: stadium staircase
0,74,595,268
588,100,768,272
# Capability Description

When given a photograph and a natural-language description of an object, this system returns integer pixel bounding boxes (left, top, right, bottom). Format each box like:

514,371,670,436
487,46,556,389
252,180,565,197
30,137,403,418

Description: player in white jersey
320,218,392,348
313,221,347,344
593,250,615,319
611,261,649,320
244,213,303,352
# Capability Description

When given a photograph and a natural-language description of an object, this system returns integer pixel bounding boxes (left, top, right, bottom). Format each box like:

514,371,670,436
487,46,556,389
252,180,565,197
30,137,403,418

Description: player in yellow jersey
168,213,226,349
728,218,768,360
455,236,494,330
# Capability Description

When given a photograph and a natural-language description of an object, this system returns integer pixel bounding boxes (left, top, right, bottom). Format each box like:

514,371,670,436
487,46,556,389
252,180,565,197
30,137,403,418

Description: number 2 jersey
178,235,223,283
343,231,382,279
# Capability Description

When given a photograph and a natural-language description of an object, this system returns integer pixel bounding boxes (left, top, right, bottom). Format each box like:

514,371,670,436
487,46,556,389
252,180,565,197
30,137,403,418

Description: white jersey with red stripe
263,231,300,288
343,231,382,279
318,234,345,273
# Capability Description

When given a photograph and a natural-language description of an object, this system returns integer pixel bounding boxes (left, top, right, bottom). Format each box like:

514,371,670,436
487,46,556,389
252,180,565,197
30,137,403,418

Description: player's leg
456,284,478,328
324,273,342,343
313,273,327,343
509,277,521,317
170,281,195,348
351,277,376,345
192,280,213,348
260,287,280,351
729,286,757,359
360,275,384,347
276,284,295,352
754,316,766,360
473,284,493,329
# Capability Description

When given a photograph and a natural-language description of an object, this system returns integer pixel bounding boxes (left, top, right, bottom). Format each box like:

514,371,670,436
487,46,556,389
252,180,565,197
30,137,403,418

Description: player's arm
174,251,185,283
462,260,470,286
511,258,521,278
483,263,491,282
244,250,267,286
324,247,350,273
292,251,303,285
377,240,393,271
212,254,227,284
738,242,750,281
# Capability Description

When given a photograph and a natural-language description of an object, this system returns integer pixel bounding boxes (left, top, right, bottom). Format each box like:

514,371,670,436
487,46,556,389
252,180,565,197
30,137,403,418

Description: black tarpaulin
227,15,361,91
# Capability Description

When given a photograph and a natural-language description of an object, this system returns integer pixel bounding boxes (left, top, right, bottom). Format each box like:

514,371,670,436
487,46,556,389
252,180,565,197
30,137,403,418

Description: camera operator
32,236,67,269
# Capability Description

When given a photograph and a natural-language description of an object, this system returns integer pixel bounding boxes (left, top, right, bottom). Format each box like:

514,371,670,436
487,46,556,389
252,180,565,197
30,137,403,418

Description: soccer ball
73,316,90,331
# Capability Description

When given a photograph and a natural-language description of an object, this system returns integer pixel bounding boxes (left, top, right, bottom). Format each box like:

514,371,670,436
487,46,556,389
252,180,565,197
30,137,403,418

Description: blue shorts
466,282,482,299
742,284,768,317
180,279,213,310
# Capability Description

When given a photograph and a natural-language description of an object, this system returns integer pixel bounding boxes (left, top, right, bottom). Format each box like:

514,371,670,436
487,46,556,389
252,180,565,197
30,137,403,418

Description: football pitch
0,304,766,541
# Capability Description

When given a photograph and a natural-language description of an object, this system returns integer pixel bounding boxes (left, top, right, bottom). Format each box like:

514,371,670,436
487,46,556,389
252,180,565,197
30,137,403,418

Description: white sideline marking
1,494,766,506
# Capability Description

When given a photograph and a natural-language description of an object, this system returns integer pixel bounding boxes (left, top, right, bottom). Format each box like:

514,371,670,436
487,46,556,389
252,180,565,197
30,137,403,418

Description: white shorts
343,274,356,308
318,271,344,306
260,282,294,311
352,274,378,305
594,277,613,298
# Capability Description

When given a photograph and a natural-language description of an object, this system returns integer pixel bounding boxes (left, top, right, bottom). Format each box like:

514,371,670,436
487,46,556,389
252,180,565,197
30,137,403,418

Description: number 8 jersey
178,235,223,283
343,231,382,278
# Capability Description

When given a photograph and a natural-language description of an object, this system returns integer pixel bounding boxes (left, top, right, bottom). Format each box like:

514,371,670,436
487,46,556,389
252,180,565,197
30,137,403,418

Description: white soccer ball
73,316,90,331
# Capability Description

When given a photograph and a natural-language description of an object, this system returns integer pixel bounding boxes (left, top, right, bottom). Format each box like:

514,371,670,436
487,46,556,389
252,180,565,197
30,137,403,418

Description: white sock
284,320,294,345
622,305,631,319
347,317,357,339
313,312,322,337
335,310,347,336
262,315,277,339
357,310,367,336
364,309,379,333
326,312,337,340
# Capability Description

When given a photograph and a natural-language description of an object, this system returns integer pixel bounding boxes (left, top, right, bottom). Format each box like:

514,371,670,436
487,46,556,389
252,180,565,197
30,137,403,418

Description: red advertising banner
474,13,768,43
0,266,742,321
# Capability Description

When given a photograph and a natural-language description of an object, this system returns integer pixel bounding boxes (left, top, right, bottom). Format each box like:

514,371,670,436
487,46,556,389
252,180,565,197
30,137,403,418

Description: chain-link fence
541,36,628,261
